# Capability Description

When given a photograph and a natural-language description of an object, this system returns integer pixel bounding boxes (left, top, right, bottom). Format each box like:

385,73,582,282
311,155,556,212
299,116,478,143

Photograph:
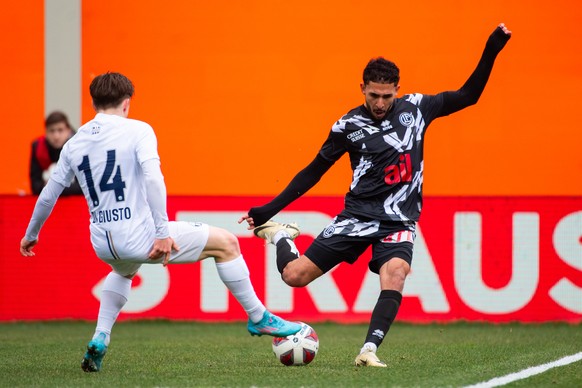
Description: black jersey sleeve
437,25,511,117
248,154,335,227
318,123,349,163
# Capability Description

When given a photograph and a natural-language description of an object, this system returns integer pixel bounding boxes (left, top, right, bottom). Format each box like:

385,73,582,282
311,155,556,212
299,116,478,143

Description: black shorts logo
323,225,335,238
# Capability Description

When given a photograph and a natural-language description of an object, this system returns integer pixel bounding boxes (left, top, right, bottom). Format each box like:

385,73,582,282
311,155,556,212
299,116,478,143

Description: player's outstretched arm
241,154,334,228
19,179,65,257
438,23,512,117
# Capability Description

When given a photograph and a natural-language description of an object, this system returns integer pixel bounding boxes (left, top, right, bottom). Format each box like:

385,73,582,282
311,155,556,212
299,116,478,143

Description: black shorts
304,211,416,274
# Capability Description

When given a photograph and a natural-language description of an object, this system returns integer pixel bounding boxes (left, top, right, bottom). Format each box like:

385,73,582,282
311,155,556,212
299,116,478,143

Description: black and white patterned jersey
318,93,445,222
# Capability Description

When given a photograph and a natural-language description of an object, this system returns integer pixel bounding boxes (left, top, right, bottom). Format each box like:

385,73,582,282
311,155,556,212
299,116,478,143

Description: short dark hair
363,57,400,85
45,111,71,129
90,72,135,109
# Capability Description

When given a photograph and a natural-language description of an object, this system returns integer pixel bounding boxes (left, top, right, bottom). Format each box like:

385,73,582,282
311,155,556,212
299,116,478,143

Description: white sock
360,342,377,354
94,272,132,346
272,230,290,245
216,255,266,323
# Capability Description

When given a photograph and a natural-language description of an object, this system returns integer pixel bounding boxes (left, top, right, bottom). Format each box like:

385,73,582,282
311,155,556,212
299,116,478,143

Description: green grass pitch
0,321,580,387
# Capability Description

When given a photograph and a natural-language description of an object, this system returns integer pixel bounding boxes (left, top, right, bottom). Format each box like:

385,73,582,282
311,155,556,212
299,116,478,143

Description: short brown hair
45,111,72,129
90,72,135,109
363,57,400,85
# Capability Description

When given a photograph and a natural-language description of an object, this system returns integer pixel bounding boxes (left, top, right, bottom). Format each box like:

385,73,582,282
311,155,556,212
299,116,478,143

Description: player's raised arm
437,23,512,117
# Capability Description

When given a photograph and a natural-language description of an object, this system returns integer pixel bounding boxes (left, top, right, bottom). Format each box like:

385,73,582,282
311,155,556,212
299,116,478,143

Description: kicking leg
253,220,323,287
201,226,301,337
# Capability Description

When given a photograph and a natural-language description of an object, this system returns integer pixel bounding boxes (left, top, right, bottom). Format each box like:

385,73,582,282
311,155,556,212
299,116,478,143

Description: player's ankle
360,342,377,354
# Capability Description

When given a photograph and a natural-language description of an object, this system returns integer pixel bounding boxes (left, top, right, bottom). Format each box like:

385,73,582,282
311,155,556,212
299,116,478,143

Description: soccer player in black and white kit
20,72,301,372
240,23,512,367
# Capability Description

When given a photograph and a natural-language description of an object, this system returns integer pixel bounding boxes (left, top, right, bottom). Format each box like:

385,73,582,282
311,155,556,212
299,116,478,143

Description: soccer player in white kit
19,72,301,372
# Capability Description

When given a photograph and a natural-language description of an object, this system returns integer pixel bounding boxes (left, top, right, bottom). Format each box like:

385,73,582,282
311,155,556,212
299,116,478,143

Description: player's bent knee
206,227,241,260
219,232,240,258
281,257,321,287
281,269,311,288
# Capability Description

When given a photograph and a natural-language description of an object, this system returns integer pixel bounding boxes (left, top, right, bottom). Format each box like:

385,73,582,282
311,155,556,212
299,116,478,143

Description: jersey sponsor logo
347,125,381,143
91,207,132,223
399,112,415,127
347,129,366,142
384,153,412,185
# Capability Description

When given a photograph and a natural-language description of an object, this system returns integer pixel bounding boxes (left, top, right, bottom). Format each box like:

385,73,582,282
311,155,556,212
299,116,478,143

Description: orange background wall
2,2,44,195
2,1,581,196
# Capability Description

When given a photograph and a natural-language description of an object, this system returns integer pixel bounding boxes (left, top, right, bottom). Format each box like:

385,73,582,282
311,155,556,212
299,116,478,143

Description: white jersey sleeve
24,179,65,241
135,123,160,164
142,158,169,238
50,141,77,188
137,127,169,238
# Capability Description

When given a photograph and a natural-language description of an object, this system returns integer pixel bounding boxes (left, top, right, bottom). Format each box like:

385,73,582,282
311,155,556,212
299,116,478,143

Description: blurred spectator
29,111,83,195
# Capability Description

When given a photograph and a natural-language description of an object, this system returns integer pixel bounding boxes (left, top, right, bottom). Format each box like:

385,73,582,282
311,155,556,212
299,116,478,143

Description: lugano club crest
399,112,414,127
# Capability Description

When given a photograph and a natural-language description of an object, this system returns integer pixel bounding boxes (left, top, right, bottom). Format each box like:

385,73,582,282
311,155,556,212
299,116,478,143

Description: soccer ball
272,322,319,366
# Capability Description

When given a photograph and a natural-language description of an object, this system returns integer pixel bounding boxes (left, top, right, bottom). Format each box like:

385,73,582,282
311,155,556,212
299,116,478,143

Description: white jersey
53,113,164,261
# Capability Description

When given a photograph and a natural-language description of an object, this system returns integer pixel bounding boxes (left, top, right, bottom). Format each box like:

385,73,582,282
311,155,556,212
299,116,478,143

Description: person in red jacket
29,111,83,195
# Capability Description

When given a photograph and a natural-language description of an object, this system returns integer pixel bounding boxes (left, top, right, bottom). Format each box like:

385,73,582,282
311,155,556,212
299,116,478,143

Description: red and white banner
1,195,581,323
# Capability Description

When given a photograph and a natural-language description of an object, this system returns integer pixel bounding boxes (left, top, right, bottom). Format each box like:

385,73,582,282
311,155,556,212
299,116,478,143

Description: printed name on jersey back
91,206,132,224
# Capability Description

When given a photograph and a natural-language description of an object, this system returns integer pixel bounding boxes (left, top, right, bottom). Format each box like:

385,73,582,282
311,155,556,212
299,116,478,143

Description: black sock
275,237,300,274
364,290,403,348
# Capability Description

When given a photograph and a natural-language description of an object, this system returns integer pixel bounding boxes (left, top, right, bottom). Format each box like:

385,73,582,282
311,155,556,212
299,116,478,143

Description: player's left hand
498,22,512,37
148,237,180,266
20,238,38,257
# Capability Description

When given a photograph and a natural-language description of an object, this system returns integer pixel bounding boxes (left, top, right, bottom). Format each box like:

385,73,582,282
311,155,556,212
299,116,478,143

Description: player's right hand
20,238,38,257
148,237,180,266
238,214,256,230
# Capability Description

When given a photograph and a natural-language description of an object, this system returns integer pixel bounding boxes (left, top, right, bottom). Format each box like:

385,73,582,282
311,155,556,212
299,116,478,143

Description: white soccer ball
272,322,319,366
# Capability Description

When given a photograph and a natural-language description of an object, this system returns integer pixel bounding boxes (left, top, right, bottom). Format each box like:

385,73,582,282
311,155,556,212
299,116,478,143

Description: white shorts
102,221,209,276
